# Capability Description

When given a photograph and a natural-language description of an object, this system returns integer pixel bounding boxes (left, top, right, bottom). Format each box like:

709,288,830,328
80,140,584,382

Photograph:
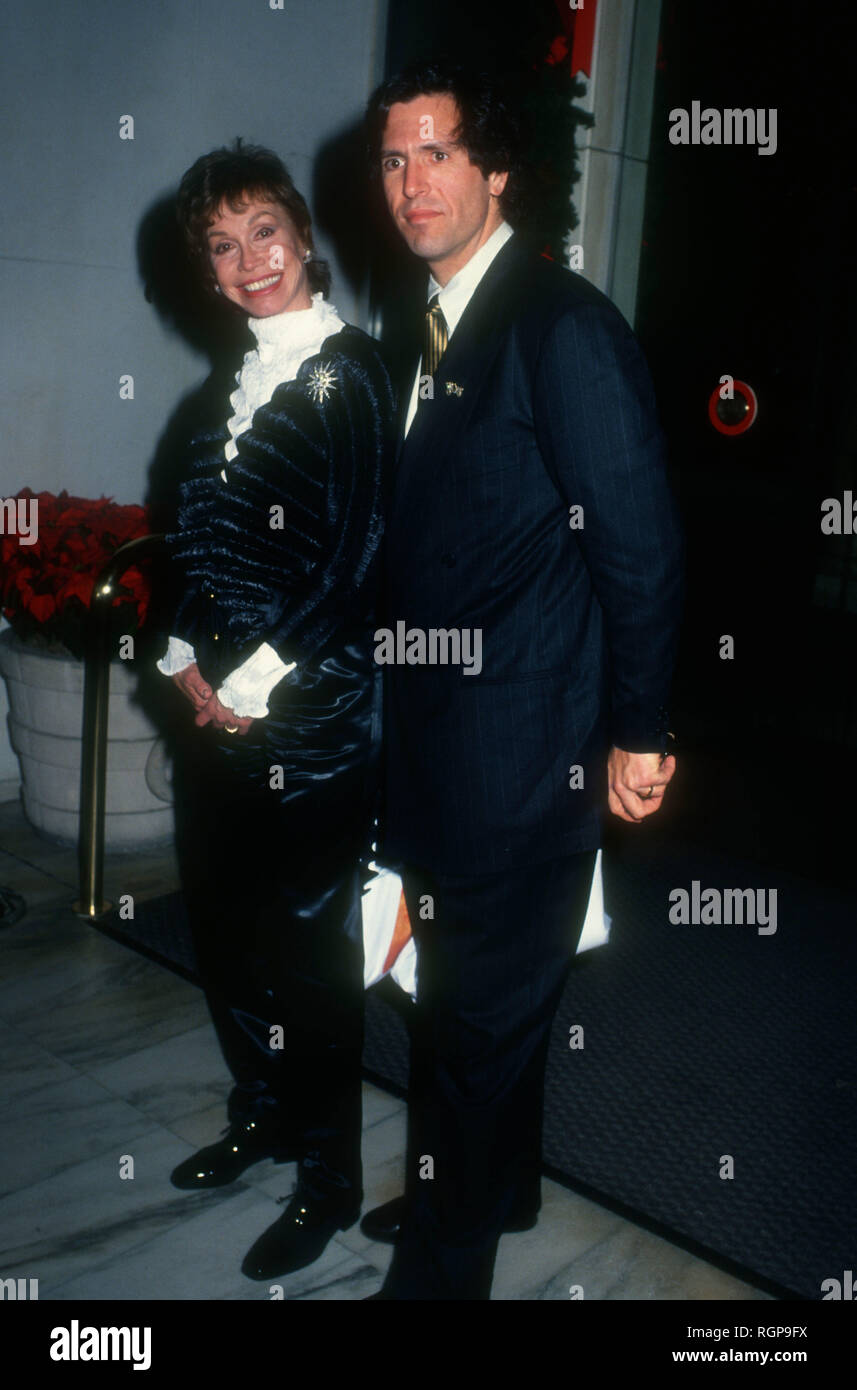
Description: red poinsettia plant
1,489,152,659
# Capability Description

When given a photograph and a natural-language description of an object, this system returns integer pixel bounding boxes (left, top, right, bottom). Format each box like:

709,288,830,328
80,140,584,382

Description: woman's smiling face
206,197,313,316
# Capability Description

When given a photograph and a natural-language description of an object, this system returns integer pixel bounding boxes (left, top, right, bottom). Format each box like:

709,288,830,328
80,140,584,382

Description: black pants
174,735,367,1205
383,850,598,1300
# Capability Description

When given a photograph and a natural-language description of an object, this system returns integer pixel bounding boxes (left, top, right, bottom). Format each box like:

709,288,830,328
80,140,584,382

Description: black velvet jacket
167,325,395,757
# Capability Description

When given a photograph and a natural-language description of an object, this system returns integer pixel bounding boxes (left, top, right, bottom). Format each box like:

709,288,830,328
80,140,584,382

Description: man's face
380,93,509,285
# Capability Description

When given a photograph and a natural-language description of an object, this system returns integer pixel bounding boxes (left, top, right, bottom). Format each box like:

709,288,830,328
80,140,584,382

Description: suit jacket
380,234,684,877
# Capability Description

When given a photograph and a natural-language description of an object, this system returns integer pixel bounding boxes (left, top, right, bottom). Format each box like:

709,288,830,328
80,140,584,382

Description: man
363,61,683,1300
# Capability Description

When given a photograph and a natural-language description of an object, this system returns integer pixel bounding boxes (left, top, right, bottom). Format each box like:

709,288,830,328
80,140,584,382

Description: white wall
0,0,388,503
572,0,661,326
0,0,388,794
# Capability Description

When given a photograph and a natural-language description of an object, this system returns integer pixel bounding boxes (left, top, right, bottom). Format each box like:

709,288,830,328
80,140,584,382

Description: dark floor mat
101,842,857,1300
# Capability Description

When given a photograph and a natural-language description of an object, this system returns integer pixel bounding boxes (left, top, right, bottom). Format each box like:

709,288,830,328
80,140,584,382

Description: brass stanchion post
73,534,163,920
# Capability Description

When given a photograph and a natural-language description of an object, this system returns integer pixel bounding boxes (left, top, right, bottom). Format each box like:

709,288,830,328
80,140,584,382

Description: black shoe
360,1193,539,1244
241,1189,360,1280
170,1120,295,1190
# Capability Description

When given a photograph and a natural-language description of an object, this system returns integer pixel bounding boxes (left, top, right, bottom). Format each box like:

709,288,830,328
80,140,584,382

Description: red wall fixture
708,378,758,436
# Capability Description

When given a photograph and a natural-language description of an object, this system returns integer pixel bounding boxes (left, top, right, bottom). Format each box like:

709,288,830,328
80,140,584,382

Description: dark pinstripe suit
380,234,683,1298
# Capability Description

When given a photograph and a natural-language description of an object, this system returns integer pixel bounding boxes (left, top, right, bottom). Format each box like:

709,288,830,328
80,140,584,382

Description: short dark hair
364,60,524,227
175,139,330,298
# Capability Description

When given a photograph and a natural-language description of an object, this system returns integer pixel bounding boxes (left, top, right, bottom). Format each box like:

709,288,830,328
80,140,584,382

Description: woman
156,141,395,1282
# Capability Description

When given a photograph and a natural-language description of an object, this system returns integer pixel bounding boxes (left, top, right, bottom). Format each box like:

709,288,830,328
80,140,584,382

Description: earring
214,284,222,294
302,250,312,263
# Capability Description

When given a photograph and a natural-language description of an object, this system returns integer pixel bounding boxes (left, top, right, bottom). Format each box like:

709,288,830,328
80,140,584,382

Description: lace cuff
156,636,197,676
216,642,296,718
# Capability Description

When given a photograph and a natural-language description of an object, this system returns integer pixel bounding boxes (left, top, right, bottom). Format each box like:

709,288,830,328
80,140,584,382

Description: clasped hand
607,746,676,822
171,663,254,736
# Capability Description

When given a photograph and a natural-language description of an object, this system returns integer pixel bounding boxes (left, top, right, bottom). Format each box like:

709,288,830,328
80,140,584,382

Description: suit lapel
394,236,527,494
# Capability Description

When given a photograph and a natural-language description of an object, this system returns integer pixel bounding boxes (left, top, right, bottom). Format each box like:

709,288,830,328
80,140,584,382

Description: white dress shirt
403,220,514,437
157,293,345,717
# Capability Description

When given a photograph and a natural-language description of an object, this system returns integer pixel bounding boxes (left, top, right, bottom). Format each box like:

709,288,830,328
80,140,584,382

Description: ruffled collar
248,292,343,361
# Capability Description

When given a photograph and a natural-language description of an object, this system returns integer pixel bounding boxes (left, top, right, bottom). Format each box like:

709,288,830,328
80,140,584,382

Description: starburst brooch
305,362,338,404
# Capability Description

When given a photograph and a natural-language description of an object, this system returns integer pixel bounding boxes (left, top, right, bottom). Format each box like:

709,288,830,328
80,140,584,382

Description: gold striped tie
422,293,448,380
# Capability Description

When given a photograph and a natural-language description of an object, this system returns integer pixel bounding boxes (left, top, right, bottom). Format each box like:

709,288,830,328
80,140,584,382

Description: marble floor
0,799,773,1302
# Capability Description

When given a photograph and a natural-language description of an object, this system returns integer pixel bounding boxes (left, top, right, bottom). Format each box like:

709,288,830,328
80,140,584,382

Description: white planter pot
0,629,174,849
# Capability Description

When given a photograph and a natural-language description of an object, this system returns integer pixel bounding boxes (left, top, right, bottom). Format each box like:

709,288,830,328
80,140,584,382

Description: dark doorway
634,1,857,886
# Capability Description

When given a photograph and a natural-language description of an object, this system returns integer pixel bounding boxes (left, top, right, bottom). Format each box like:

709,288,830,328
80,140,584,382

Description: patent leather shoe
360,1193,539,1244
241,1189,360,1280
170,1120,295,1190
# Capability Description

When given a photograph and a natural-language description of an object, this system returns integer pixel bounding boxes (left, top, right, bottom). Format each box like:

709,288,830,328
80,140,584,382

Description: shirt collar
427,221,514,337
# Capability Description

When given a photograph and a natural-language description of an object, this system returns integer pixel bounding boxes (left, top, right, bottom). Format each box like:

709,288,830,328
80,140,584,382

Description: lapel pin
445,381,464,397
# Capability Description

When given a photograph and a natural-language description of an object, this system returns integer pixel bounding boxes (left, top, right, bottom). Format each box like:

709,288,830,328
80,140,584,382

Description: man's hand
607,746,675,823
194,690,254,736
171,662,212,712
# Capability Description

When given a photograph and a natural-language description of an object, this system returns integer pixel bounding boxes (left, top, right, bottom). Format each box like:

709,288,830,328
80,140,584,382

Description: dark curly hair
175,139,330,298
364,60,524,228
